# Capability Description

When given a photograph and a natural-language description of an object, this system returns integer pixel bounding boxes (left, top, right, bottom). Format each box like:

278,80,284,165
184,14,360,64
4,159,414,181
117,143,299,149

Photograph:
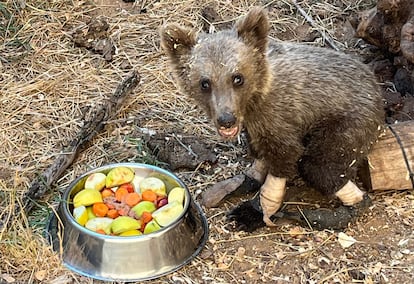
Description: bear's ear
235,7,269,53
160,24,196,64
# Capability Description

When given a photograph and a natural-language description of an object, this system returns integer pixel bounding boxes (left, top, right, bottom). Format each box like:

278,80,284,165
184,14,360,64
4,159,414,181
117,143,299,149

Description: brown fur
160,7,384,195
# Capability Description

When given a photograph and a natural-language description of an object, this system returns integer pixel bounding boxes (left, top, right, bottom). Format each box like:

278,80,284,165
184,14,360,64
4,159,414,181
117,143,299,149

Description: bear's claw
227,200,266,232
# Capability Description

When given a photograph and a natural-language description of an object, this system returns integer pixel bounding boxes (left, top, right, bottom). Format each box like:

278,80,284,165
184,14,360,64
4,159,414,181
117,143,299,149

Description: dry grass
1,0,413,283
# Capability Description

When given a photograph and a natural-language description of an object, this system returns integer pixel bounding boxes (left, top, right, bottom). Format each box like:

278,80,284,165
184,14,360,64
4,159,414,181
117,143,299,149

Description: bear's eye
200,78,211,92
232,74,244,87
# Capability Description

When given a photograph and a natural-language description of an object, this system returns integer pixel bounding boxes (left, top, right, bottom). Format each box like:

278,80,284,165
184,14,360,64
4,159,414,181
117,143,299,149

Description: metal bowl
46,163,208,282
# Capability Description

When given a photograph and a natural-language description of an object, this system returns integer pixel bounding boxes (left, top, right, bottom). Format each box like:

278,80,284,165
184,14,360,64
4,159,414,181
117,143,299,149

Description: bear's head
160,7,272,139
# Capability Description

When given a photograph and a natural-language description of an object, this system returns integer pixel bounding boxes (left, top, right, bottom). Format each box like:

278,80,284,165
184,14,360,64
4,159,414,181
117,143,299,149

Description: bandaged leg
260,174,286,226
335,180,365,206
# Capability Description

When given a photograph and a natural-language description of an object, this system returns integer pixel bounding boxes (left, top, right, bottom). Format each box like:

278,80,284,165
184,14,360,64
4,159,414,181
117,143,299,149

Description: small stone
390,251,403,260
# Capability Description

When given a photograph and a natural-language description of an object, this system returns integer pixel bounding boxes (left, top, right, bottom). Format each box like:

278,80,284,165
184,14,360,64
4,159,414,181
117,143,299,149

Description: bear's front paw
227,200,266,232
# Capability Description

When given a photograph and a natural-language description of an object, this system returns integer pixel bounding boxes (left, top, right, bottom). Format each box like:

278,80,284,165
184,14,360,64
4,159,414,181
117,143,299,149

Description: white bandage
335,180,365,206
260,174,286,226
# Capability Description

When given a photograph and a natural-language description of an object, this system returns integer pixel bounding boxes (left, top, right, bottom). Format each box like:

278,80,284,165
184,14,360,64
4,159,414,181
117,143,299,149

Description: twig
171,133,198,158
291,0,340,51
2,70,140,228
297,206,313,230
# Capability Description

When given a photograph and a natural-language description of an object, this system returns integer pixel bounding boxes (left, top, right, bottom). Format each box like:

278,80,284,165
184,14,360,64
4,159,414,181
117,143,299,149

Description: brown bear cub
160,7,384,231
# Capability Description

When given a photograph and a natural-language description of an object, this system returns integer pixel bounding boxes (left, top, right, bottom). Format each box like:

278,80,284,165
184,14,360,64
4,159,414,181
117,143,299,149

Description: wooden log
368,121,414,191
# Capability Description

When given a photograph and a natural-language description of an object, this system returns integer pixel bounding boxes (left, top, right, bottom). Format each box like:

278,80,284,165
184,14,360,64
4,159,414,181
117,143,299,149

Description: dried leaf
337,232,357,248
35,270,47,281
1,274,15,283
373,262,383,274
49,275,73,284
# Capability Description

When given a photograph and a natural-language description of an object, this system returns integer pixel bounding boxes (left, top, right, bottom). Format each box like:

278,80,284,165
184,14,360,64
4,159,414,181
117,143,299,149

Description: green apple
167,187,185,205
119,229,142,236
152,201,184,227
73,205,88,226
143,220,161,234
85,217,113,234
131,201,156,218
106,167,135,188
73,188,103,208
84,172,106,191
131,175,144,193
111,216,141,235
86,206,96,220
139,177,166,197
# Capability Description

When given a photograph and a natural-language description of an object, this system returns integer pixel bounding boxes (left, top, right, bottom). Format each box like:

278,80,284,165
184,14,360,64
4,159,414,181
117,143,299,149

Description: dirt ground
1,0,414,283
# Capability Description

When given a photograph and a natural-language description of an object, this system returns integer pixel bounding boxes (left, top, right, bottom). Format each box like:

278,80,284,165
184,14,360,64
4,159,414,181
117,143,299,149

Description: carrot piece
96,229,106,235
142,190,157,202
119,183,135,193
141,211,153,224
92,202,109,217
124,192,141,207
107,209,119,219
115,187,129,202
101,188,114,198
105,202,115,210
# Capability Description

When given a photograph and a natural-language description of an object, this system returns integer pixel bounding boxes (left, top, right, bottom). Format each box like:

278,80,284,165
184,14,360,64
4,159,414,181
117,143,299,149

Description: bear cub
160,7,384,231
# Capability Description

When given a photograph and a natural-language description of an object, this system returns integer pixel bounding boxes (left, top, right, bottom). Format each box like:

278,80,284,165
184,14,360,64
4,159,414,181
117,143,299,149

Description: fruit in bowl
71,166,186,236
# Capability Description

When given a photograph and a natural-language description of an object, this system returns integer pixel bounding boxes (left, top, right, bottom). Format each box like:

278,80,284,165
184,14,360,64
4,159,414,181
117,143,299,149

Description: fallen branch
9,70,140,225
291,0,340,51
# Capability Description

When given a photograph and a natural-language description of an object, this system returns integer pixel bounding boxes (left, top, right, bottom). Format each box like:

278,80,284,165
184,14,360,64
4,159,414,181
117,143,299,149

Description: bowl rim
45,162,209,281
46,198,209,281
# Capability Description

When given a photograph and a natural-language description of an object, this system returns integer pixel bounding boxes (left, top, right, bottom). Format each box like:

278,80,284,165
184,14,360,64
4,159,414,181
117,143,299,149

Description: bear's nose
217,112,237,128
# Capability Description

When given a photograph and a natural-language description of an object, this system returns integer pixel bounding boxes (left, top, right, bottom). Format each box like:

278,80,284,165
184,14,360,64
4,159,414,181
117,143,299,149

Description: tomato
118,183,135,193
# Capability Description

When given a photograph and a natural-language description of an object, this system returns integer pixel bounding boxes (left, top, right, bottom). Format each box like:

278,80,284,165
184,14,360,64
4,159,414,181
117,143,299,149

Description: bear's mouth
218,125,240,139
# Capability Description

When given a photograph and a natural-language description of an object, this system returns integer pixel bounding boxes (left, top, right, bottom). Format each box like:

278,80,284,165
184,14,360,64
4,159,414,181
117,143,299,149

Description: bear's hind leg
298,118,375,198
296,119,378,229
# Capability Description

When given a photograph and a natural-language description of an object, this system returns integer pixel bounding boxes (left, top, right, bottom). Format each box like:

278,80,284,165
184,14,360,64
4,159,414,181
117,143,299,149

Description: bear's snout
217,112,237,128
216,112,240,139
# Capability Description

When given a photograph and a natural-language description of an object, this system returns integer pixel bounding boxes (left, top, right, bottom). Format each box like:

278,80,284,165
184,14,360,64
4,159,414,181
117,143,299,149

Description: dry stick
291,0,340,51
19,70,140,218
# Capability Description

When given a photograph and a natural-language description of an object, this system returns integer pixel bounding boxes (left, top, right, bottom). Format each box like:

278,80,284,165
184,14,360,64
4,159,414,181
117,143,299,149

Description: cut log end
368,121,414,191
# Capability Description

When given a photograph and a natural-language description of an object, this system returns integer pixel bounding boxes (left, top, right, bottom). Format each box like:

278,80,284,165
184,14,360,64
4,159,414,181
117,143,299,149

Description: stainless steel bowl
46,163,208,282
